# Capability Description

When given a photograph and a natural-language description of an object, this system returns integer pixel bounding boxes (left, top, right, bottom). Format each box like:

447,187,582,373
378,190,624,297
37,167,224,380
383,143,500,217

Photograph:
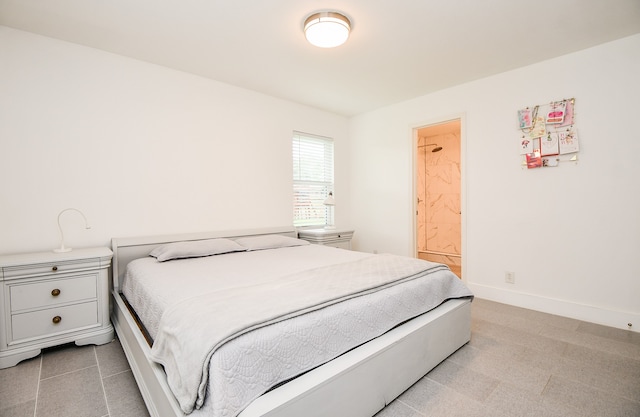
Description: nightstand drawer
328,241,351,250
298,229,354,250
2,258,102,280
11,301,99,342
9,275,97,312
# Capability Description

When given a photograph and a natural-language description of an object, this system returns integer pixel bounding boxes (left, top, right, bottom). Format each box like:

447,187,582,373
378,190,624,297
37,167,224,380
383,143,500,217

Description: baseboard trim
467,283,640,333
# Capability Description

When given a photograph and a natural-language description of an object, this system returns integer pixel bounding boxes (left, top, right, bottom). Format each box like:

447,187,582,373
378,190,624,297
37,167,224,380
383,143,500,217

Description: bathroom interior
416,119,462,278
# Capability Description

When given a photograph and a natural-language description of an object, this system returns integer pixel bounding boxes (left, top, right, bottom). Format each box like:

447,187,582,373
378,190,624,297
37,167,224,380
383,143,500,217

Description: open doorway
415,119,462,278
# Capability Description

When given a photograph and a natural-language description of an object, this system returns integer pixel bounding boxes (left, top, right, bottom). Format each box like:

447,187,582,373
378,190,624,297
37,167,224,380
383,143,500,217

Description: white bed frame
110,226,471,417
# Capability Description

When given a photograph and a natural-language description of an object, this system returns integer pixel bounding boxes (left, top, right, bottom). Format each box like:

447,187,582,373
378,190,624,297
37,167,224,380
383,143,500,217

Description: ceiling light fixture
304,11,351,48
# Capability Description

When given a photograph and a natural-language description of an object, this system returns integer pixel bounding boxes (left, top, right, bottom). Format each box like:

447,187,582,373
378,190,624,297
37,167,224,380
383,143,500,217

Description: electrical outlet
505,271,515,284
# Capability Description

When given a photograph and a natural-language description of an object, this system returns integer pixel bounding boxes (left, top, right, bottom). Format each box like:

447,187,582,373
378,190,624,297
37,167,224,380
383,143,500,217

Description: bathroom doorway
415,119,462,278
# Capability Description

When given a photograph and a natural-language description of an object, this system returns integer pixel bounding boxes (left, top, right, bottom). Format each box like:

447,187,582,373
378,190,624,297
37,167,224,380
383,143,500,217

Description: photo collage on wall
517,98,579,169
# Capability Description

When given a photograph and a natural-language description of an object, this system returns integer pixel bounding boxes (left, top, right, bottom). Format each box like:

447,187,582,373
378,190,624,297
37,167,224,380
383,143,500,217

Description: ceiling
1,0,639,116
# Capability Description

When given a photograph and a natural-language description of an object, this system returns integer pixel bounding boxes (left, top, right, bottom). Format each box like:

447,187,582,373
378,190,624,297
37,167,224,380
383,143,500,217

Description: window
292,132,334,227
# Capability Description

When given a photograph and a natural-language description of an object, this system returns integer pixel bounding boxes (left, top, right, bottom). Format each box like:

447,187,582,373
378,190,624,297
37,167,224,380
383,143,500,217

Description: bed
110,226,473,417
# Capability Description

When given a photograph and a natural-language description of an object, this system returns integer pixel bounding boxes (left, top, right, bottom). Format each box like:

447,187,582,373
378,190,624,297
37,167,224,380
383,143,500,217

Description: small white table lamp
53,208,91,253
324,192,336,230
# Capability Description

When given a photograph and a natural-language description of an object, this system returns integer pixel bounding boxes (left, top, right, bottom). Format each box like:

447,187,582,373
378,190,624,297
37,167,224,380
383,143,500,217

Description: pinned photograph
520,138,533,155
526,150,542,169
559,130,579,154
546,100,567,124
541,133,559,156
518,108,534,129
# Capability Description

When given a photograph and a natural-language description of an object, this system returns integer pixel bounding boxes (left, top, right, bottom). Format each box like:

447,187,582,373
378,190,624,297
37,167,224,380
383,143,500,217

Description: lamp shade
304,12,351,48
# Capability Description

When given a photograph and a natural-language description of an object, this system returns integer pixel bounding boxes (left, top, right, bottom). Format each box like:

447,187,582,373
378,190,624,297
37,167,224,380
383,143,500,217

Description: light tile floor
0,338,148,417
375,298,640,417
1,299,639,417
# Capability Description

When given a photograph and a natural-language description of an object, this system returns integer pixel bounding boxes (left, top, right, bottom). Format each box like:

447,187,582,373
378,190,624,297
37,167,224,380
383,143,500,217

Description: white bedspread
122,245,472,417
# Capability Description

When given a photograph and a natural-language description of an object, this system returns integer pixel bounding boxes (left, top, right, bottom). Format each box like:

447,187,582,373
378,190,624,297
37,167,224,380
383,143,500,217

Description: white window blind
292,132,334,227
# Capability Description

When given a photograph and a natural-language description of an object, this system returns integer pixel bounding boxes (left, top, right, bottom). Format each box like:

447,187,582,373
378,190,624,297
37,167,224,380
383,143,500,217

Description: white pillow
149,238,246,262
234,234,310,251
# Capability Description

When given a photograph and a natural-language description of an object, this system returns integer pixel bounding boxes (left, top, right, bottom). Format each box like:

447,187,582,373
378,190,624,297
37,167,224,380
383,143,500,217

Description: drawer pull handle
51,288,61,297
52,316,62,324
52,266,58,272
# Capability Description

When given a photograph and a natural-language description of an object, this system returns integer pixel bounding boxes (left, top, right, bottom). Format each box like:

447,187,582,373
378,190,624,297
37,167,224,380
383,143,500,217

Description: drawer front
10,275,97,312
11,301,98,342
325,241,351,250
1,258,103,280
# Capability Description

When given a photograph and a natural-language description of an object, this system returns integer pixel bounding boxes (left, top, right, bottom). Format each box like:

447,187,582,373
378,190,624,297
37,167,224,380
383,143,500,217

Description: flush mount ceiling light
304,11,351,48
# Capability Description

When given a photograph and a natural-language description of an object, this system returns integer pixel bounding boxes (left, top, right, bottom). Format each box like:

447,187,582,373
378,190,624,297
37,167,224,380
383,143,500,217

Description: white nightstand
0,247,114,368
298,229,355,250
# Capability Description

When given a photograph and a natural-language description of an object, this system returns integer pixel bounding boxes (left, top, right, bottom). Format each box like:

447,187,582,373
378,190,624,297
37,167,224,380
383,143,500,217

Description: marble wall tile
417,125,461,275
417,145,427,252
420,132,461,256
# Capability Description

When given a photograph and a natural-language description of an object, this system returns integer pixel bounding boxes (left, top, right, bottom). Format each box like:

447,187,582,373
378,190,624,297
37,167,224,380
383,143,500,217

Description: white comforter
122,245,472,417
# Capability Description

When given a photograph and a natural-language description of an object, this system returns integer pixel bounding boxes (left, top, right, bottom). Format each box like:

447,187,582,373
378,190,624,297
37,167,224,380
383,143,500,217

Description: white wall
2,26,638,331
0,27,350,254
349,34,640,331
